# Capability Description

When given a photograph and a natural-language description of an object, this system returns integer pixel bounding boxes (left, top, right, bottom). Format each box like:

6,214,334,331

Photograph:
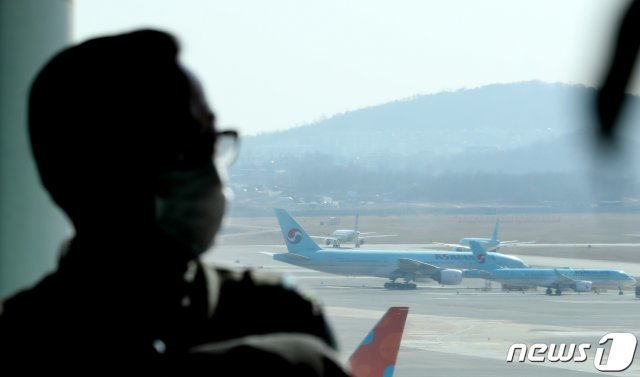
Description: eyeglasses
168,128,240,172
214,129,240,168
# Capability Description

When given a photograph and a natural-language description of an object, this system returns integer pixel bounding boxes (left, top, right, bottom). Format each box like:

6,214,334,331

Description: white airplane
268,208,528,290
469,241,636,295
309,213,396,248
433,218,535,252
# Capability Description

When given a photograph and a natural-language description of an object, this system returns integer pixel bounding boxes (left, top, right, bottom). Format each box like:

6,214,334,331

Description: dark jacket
0,235,349,375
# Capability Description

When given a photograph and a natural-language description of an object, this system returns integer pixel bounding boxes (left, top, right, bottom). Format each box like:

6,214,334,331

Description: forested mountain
228,81,640,211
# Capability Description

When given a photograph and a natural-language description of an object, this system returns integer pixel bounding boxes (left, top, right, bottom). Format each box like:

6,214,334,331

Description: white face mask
155,163,227,255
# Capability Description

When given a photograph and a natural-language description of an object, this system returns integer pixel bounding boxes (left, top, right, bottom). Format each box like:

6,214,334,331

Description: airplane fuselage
459,238,499,250
273,249,527,282
487,268,636,290
332,230,358,242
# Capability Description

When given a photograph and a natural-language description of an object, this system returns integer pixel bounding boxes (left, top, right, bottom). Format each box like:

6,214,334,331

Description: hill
228,81,640,213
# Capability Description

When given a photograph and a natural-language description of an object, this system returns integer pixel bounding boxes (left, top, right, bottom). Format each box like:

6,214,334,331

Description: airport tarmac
202,243,640,377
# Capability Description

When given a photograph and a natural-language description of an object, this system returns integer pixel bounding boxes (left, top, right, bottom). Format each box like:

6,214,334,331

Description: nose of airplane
619,271,637,286
510,255,529,268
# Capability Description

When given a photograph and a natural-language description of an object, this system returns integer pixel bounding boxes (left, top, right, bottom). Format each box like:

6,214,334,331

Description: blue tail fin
469,241,501,270
274,208,321,254
491,218,499,242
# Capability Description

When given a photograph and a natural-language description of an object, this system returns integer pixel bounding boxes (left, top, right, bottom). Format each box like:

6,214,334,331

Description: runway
202,243,640,377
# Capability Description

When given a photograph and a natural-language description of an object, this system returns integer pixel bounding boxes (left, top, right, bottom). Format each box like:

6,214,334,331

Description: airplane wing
259,251,277,256
432,242,470,250
396,258,446,279
349,307,409,377
394,258,463,285
553,268,578,288
499,240,536,247
270,252,310,260
397,258,443,271
433,241,536,249
359,234,397,240
218,223,280,238
552,269,593,292
260,251,312,261
553,269,580,288
462,268,493,279
309,235,337,241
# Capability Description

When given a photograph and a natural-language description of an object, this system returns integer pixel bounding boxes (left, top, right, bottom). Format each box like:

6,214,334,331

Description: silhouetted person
0,29,349,375
596,0,640,149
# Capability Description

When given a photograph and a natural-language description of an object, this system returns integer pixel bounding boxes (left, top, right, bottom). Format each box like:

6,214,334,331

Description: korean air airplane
433,218,535,252
269,209,528,290
469,241,637,295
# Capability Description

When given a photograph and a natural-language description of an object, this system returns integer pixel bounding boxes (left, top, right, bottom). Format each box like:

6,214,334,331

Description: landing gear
355,243,360,248
618,286,624,295
332,241,340,248
546,288,552,295
555,288,562,296
384,281,417,290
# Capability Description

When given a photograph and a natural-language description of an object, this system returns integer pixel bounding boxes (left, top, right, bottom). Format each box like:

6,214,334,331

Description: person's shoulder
205,265,324,320
206,264,320,307
213,264,298,289
0,272,61,320
186,332,350,377
201,263,337,347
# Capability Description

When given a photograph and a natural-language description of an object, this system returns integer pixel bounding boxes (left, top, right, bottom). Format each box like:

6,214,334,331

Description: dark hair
28,29,200,222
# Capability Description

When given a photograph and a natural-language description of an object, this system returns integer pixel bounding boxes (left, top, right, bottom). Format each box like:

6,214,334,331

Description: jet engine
324,239,332,246
572,280,592,292
435,269,463,285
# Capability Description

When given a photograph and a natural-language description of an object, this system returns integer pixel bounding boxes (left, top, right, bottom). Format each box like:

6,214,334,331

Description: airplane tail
469,241,501,271
491,218,499,242
349,307,409,377
274,208,321,254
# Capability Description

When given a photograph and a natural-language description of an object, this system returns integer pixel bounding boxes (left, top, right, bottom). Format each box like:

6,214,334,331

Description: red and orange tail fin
348,307,409,377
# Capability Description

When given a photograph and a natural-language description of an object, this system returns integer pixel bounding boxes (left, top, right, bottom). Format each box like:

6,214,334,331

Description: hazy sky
74,0,637,136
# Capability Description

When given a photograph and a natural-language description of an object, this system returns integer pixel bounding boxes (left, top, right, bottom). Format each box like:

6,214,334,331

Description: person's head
29,29,234,254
